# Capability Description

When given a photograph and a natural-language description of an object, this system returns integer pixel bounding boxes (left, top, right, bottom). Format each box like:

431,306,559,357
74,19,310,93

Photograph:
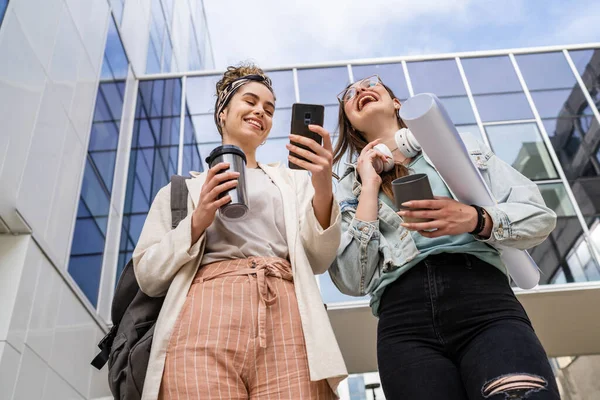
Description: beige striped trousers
159,257,335,399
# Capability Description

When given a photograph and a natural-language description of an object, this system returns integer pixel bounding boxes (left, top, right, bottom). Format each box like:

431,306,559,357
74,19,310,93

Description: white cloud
203,0,595,69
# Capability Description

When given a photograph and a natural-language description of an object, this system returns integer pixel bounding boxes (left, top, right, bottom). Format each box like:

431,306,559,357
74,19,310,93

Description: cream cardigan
133,163,348,399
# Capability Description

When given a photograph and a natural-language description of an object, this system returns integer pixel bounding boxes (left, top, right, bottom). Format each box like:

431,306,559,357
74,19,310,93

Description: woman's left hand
286,125,334,199
398,196,479,238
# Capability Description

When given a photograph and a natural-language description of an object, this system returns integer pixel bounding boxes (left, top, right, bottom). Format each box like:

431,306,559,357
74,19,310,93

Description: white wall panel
12,0,63,72
25,255,63,362
5,241,43,353
49,285,97,396
12,346,49,400
0,10,46,232
0,342,20,399
17,82,69,235
48,6,84,114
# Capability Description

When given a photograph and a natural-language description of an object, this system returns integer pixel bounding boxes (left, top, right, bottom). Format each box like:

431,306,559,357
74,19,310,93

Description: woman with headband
133,64,347,399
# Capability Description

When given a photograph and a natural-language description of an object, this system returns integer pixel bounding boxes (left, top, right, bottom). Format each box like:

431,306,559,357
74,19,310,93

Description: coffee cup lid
205,145,247,165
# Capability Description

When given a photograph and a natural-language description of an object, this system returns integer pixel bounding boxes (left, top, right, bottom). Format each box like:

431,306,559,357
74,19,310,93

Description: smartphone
289,103,325,170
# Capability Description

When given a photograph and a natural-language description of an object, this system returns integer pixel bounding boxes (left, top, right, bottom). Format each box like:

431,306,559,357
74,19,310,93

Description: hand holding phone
288,103,325,170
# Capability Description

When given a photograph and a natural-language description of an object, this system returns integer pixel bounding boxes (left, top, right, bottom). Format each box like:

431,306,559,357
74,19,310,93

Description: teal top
369,154,506,315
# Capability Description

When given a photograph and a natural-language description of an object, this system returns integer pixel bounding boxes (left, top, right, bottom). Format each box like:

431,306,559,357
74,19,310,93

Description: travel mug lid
205,145,247,166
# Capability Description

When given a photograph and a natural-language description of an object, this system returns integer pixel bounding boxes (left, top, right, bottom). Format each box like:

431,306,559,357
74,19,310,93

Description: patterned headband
214,74,274,132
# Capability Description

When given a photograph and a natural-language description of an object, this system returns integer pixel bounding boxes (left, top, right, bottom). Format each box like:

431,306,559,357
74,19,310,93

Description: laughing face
219,82,275,150
342,78,401,135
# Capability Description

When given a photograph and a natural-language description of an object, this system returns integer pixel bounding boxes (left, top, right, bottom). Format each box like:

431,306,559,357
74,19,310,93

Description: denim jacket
329,133,557,297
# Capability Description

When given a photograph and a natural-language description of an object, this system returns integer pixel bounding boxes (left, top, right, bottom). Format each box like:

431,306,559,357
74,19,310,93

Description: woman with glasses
329,75,560,399
133,63,347,400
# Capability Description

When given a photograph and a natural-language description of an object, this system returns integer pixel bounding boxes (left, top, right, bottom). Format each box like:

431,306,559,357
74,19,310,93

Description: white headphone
372,128,422,173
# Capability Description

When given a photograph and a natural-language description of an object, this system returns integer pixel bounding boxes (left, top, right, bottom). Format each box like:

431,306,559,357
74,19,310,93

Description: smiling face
342,78,401,136
219,82,275,151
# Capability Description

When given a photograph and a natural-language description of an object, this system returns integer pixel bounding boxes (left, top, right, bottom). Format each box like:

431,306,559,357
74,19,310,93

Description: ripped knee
482,373,548,399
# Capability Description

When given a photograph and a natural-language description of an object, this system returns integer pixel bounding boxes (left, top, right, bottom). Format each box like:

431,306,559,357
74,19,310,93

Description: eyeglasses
337,75,381,104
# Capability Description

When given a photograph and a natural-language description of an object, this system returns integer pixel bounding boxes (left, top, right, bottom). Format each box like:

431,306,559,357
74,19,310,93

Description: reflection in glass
0,0,7,26
298,67,349,105
539,183,576,217
69,16,129,307
101,17,129,80
118,79,181,277
474,93,533,122
352,63,410,100
485,123,557,180
516,52,578,91
568,49,600,99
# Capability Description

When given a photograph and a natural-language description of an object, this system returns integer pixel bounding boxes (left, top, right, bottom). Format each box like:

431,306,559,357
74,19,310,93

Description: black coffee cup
205,145,248,220
392,173,434,223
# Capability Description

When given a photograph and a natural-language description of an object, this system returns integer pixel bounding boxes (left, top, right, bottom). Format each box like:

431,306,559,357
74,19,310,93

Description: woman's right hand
191,162,239,242
356,139,388,188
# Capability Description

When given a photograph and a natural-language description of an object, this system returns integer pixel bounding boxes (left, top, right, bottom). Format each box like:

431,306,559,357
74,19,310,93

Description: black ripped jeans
377,253,561,400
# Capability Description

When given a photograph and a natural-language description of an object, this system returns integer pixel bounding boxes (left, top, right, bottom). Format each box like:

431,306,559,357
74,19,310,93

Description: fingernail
402,202,412,207
398,211,406,216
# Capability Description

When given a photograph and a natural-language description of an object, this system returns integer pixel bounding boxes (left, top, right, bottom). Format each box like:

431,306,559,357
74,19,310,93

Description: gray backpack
91,175,189,400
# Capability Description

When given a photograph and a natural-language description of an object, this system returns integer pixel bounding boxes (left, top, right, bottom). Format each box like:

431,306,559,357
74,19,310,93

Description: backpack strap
170,175,189,228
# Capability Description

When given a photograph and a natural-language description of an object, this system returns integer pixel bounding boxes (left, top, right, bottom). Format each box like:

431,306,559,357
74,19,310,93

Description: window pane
461,56,522,95
146,39,161,75
407,59,466,97
324,105,339,135
516,52,577,90
270,108,292,138
474,93,534,122
269,70,295,108
531,90,577,119
568,49,600,101
256,138,289,165
70,22,129,307
569,49,595,77
68,255,103,307
298,67,349,105
538,183,577,217
319,272,368,304
186,75,220,114
89,121,119,151
485,123,558,180
439,96,476,125
352,63,410,100
120,80,182,283
0,0,8,25
101,17,129,80
189,114,220,143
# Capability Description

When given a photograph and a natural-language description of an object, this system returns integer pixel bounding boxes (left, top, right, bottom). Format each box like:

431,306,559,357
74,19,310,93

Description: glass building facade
1,1,599,397
62,35,600,397
104,48,600,307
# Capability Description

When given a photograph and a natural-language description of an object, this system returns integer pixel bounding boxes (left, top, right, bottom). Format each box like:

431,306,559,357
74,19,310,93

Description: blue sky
204,0,600,69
